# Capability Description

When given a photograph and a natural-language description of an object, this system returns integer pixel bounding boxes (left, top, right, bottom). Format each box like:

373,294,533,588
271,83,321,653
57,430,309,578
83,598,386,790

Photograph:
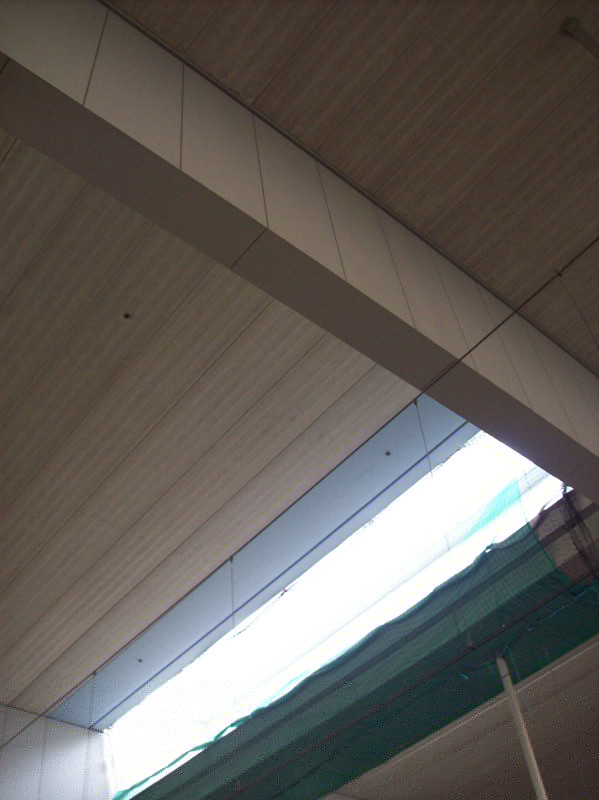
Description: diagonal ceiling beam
1,1,598,502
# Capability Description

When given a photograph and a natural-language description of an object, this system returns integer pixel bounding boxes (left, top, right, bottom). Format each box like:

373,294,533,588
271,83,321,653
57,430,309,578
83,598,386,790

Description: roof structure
0,2,598,798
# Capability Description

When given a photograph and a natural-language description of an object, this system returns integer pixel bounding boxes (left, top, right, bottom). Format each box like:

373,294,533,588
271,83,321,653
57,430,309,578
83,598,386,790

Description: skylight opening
106,431,563,797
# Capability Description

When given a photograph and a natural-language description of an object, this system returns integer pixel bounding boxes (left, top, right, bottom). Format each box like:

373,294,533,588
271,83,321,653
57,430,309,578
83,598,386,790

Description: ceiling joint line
316,163,346,281
178,61,184,171
3,321,329,702
419,68,597,240
0,296,279,663
0,195,154,430
556,272,599,356
179,0,229,58
90,0,526,321
0,180,88,322
251,115,269,229
0,255,220,535
249,1,339,106
373,0,563,198
82,8,108,108
417,235,599,399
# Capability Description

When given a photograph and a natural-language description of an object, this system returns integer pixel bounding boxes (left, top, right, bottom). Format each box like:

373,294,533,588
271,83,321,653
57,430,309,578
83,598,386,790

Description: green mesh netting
116,500,599,800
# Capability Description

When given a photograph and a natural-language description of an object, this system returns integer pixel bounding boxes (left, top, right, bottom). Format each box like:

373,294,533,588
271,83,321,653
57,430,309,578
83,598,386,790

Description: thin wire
556,272,599,355
214,565,599,800
415,399,464,640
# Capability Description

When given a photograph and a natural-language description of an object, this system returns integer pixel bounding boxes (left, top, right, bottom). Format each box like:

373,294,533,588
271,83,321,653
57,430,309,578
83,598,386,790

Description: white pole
496,656,549,800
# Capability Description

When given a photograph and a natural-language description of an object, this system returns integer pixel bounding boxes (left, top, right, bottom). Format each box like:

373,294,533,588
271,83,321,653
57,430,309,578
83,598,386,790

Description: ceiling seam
0,130,17,167
0,180,88,319
372,0,570,196
25,360,416,729
0,290,275,605
316,163,346,281
7,328,337,705
178,61,184,171
417,235,599,399
249,0,339,106
1,319,329,686
375,206,417,330
181,0,233,59
424,69,599,247
554,271,599,356
93,0,594,377
251,116,269,229
0,209,154,429
82,7,108,107
521,320,581,442
0,257,220,527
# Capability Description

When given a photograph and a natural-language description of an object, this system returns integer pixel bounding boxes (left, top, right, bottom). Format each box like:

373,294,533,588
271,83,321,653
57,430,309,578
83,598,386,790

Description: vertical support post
496,656,549,800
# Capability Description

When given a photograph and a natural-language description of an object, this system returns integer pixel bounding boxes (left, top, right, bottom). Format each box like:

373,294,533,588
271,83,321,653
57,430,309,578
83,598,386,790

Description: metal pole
496,656,549,800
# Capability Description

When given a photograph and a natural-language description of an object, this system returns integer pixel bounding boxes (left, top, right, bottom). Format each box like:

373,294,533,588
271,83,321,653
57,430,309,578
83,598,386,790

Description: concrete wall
0,704,111,800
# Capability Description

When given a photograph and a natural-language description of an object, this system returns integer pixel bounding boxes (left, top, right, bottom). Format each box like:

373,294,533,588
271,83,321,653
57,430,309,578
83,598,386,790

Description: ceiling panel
186,0,330,103
253,0,438,149
375,1,599,225
0,225,215,511
108,0,599,377
317,0,553,193
2,332,371,700
108,0,221,53
0,268,269,593
14,363,413,713
0,133,415,711
0,139,85,304
428,72,599,298
0,300,324,660
0,184,152,428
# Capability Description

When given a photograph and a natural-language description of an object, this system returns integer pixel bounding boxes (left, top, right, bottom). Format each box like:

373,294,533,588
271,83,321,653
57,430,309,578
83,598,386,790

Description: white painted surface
182,68,267,225
566,349,599,429
0,705,110,800
431,253,495,348
255,119,344,277
378,210,467,358
500,316,577,439
319,166,412,322
474,292,530,407
0,0,106,102
85,12,183,166
532,331,599,456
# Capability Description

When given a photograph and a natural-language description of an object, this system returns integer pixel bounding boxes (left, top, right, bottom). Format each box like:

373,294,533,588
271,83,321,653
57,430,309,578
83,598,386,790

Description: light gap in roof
106,431,562,796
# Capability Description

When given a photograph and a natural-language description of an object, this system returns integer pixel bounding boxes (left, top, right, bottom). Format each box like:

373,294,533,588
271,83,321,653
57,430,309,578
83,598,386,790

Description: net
116,492,599,800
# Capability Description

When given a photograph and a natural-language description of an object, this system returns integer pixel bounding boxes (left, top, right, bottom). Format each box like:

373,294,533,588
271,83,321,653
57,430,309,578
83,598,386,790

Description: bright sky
106,431,563,796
